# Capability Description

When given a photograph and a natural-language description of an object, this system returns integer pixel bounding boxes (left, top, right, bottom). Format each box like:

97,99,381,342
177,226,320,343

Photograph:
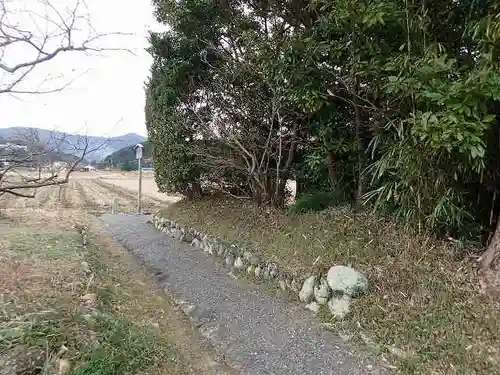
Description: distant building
52,161,69,169
81,165,96,172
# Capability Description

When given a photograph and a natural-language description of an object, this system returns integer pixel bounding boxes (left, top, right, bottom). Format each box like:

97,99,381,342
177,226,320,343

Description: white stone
299,276,316,303
254,265,262,278
234,257,244,269
80,293,97,306
58,359,71,374
327,295,351,319
225,254,235,266
338,332,352,341
305,301,320,314
314,278,331,305
263,268,270,279
326,266,368,297
278,279,287,291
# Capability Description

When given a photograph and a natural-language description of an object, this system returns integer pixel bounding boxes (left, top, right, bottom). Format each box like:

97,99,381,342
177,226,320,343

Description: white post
138,157,142,213
134,143,144,214
112,197,118,214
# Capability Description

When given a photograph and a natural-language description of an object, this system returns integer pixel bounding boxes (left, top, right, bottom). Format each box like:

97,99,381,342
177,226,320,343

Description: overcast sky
0,0,164,137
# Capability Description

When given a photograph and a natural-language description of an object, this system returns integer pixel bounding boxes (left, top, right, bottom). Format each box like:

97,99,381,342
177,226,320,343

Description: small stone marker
111,197,119,214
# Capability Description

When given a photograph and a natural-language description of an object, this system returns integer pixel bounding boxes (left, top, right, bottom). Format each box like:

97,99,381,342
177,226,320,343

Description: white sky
0,0,164,137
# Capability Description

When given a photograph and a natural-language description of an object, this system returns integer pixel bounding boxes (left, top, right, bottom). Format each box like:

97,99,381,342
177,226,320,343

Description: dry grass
161,197,500,375
0,177,227,374
84,221,234,375
0,212,208,375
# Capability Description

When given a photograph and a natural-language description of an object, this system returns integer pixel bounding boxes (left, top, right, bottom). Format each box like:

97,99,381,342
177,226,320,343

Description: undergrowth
288,192,337,213
160,196,500,375
68,314,176,375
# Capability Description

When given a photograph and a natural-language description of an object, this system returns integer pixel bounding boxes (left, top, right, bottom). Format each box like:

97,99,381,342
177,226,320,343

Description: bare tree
0,0,128,95
0,0,124,197
0,129,107,198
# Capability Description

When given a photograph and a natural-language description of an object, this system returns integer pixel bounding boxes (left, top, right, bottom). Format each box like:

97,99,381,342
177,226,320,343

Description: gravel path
101,213,392,375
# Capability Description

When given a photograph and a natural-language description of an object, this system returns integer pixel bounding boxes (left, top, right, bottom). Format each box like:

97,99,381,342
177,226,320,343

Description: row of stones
151,215,369,319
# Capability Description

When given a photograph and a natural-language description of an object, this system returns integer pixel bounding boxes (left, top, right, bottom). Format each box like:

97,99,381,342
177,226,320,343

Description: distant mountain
0,127,146,161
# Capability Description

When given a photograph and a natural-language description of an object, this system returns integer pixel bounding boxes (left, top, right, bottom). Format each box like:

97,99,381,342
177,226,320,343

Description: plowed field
0,172,174,213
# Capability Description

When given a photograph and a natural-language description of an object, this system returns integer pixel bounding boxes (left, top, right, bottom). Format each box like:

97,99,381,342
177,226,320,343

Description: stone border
150,215,369,319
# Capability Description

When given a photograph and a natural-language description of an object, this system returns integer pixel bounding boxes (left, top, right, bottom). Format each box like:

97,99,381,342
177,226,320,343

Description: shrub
288,192,335,213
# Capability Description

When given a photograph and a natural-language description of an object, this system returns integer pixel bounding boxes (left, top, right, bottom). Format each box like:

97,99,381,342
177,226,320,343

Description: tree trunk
191,181,203,199
184,182,203,200
271,177,288,208
252,179,263,206
480,214,500,271
325,151,336,191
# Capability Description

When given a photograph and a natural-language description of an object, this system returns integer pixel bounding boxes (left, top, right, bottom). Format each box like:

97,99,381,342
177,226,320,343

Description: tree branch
0,0,132,95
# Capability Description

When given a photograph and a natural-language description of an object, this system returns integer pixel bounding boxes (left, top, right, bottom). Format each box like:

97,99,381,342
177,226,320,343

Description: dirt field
98,171,181,204
0,171,178,213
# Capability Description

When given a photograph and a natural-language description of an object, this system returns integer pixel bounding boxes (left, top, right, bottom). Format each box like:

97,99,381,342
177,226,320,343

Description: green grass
3,231,83,259
288,192,336,213
70,243,187,375
68,314,180,375
160,196,500,375
1,307,181,375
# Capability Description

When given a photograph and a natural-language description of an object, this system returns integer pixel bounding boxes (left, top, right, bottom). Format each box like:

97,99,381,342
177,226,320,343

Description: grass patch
288,192,336,213
0,219,191,375
68,314,181,375
1,307,182,375
160,196,500,374
2,231,82,259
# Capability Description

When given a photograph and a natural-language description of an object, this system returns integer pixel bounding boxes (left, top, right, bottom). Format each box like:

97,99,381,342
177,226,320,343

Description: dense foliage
146,1,500,242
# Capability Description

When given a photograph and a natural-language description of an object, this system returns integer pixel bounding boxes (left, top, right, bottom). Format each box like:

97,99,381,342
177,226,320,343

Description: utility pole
134,143,144,213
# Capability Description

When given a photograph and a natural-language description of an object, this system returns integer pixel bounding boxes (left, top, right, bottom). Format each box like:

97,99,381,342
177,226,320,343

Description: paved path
101,213,391,375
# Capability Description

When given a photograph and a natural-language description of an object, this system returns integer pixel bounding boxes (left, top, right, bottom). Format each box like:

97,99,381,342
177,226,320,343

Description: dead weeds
161,196,500,375
0,212,200,375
